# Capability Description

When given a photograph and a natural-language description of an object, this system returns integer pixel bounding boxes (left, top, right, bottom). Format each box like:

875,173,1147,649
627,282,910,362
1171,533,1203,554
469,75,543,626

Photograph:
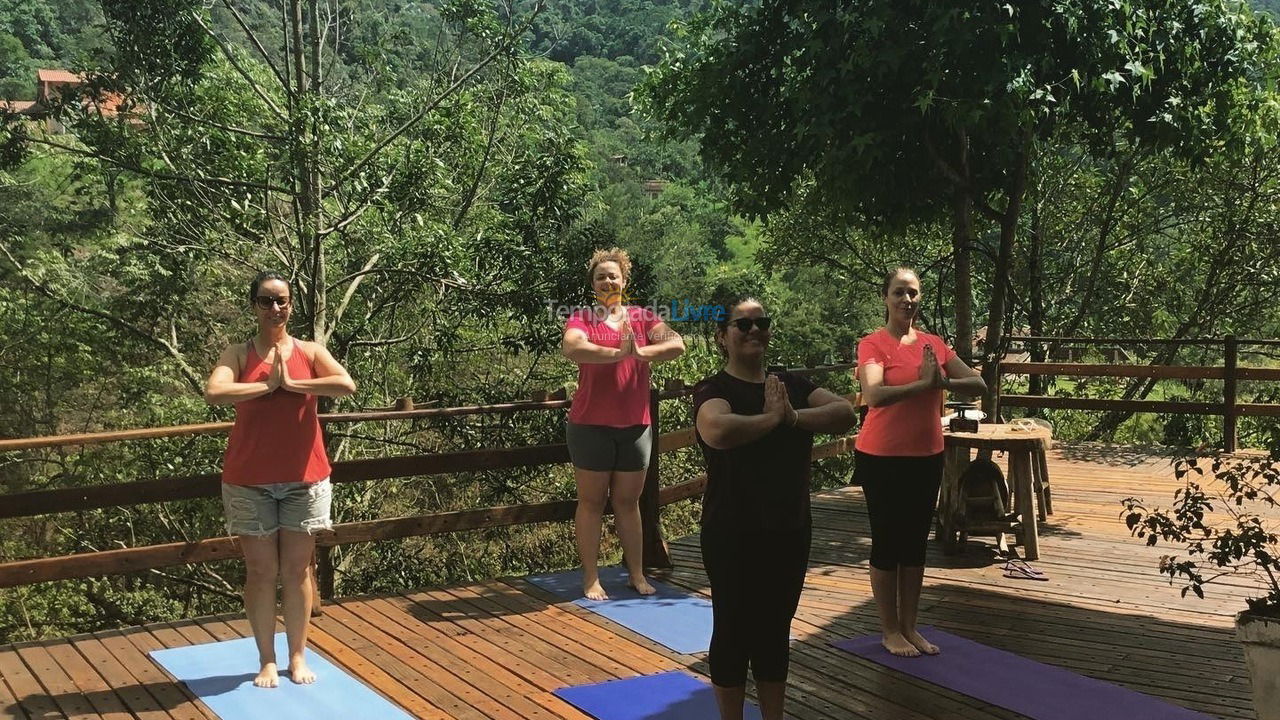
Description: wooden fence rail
996,336,1280,451
0,365,856,595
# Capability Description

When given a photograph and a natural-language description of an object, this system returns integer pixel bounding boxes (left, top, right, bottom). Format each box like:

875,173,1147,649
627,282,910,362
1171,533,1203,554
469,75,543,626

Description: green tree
642,0,1280,410
1,0,586,387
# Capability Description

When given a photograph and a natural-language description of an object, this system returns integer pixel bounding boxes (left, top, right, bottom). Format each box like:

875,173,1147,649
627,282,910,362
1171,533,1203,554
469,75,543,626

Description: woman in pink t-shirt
561,248,685,600
854,267,985,657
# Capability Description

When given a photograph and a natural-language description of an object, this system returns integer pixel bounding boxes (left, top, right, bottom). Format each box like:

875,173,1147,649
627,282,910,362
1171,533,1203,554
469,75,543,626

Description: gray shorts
221,478,333,536
566,423,653,472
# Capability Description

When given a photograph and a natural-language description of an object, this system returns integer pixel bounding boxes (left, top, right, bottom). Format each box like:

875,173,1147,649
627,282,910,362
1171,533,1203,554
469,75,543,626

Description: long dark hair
247,270,290,304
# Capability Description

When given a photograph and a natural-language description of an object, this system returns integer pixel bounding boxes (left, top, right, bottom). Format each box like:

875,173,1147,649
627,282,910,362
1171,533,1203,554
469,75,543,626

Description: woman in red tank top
204,271,356,688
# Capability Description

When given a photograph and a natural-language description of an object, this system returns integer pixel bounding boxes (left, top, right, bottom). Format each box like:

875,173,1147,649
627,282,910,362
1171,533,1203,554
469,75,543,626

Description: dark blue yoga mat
526,566,712,654
149,633,412,720
555,671,767,720
832,627,1215,720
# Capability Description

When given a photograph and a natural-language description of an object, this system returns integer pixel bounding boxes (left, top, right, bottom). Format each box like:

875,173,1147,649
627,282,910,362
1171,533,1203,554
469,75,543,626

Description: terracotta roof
37,69,81,84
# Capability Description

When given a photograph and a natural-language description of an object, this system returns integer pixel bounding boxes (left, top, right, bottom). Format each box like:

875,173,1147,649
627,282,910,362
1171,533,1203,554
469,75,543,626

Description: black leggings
855,451,943,570
700,524,810,687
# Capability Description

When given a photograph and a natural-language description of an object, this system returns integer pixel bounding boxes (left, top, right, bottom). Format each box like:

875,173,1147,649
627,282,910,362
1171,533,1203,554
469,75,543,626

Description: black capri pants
700,524,810,687
855,450,944,570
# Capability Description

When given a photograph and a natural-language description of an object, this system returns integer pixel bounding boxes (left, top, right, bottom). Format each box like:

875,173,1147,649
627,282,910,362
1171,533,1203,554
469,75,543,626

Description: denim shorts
221,478,333,536
566,423,653,472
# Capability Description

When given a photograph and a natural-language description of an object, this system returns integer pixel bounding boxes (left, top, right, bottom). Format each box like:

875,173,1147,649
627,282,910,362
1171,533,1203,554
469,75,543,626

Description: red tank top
221,339,332,486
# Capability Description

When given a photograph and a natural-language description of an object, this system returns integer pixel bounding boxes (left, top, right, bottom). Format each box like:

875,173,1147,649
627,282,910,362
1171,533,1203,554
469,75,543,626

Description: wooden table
937,423,1053,560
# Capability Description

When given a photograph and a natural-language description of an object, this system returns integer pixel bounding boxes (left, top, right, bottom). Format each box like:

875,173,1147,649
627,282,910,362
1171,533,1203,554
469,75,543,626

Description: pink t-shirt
566,306,659,427
855,328,958,457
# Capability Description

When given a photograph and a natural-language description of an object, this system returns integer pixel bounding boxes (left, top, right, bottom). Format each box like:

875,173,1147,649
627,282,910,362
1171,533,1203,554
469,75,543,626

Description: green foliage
530,0,698,64
643,0,1280,223
1122,452,1280,613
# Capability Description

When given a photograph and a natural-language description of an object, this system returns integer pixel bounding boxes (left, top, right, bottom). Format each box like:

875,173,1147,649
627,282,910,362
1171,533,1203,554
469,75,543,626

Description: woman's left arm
282,343,358,397
636,321,685,362
794,388,857,434
942,355,987,397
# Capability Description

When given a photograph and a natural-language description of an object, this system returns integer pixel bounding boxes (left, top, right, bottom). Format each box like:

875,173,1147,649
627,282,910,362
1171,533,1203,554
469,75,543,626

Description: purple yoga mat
832,627,1216,720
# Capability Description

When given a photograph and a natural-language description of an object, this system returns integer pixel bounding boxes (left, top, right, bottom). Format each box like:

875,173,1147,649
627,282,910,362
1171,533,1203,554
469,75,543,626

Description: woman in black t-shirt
694,297,856,720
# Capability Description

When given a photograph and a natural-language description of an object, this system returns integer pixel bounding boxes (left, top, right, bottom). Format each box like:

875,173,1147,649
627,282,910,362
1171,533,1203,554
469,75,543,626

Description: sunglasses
254,295,291,309
726,316,772,332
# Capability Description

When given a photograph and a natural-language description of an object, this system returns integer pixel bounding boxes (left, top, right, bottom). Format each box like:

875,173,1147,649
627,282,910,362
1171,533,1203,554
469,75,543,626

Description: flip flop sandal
1002,557,1046,576
1003,560,1049,581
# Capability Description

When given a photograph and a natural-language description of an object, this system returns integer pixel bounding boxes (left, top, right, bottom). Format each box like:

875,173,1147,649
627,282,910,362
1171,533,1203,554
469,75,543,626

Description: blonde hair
587,248,632,281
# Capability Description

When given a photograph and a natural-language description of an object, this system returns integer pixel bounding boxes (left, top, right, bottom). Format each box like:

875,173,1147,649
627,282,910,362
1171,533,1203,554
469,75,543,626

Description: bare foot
288,652,316,684
881,632,921,658
583,578,608,601
903,629,939,655
627,575,656,596
254,661,280,688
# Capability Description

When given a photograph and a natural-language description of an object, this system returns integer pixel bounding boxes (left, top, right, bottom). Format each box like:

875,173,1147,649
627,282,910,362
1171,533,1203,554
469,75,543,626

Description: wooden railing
0,364,857,601
994,336,1280,452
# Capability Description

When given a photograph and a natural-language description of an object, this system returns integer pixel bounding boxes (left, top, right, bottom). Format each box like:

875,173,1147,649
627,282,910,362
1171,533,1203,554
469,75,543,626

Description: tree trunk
980,140,1032,417
289,0,324,343
951,190,974,365
1027,204,1045,404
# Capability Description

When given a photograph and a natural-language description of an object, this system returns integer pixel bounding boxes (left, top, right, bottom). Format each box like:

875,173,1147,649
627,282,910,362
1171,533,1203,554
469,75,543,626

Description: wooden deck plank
98,627,214,720
325,600,520,720
13,643,103,719
0,444,1262,719
41,641,136,720
121,624,220,720
0,658,31,720
305,623,450,720
0,643,65,719
66,635,175,720
357,596,592,719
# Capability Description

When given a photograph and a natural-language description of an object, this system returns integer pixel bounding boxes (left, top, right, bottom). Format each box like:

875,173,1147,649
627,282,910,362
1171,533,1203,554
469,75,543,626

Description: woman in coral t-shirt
854,267,985,657
561,248,685,600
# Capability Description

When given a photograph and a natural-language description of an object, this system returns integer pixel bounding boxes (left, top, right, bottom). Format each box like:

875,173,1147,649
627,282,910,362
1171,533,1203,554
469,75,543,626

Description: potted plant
1120,452,1280,720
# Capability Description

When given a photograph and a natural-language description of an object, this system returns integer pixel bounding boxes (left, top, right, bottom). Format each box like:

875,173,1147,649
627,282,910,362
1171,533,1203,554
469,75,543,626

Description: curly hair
587,247,632,281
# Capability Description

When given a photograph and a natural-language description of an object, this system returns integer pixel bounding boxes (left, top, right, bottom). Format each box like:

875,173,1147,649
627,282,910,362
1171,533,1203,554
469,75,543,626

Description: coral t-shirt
565,306,660,427
854,328,957,457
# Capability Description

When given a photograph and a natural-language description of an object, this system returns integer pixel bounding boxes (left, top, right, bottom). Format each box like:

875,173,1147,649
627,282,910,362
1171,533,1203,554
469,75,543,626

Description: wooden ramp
0,445,1258,719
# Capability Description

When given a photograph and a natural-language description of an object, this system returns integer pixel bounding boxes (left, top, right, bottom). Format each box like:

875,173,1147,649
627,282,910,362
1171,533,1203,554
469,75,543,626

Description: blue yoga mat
149,633,412,720
526,566,712,654
556,671,767,720
832,627,1215,720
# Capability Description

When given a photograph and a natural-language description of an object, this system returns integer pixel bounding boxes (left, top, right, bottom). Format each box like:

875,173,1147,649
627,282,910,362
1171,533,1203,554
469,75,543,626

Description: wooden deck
1,444,1260,720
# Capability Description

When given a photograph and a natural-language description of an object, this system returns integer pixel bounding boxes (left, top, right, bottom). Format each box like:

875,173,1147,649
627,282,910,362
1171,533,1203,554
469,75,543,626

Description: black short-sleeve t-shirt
693,370,819,532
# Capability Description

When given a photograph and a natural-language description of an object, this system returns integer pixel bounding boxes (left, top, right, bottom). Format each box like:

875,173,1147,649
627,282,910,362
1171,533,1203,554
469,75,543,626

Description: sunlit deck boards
1,444,1258,719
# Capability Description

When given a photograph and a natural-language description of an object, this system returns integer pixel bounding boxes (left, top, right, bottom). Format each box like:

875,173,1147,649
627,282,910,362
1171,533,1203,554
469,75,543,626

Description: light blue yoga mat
526,566,713,654
149,633,412,720
555,671,768,720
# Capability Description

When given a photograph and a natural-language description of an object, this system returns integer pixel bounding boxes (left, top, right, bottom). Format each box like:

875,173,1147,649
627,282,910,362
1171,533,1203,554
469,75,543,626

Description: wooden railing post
1224,335,1238,453
641,387,672,569
310,545,332,616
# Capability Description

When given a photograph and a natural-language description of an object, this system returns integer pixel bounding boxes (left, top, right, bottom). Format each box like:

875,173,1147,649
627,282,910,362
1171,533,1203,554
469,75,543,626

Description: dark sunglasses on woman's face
254,295,291,309
728,316,772,332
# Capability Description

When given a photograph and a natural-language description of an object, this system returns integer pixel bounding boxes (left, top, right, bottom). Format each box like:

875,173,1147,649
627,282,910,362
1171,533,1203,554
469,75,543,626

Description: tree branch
327,2,545,194
192,13,288,121
0,243,206,394
153,101,285,140
218,0,292,94
22,134,292,194
329,252,380,331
